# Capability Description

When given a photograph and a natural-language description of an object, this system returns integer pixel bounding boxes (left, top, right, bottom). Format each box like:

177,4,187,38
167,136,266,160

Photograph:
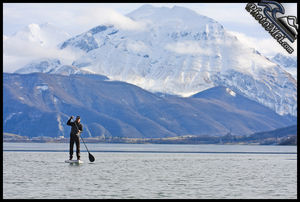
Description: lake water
3,143,297,199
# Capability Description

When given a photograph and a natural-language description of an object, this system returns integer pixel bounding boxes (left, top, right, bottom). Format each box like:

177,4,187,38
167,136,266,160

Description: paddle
72,117,95,162
79,134,95,162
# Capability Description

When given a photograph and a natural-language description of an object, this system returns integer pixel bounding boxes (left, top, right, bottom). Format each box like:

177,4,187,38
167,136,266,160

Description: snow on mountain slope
15,58,95,75
59,5,296,116
271,53,297,79
272,53,297,69
15,58,61,74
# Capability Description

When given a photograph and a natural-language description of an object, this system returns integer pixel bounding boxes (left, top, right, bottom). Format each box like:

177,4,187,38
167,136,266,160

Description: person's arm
67,116,74,126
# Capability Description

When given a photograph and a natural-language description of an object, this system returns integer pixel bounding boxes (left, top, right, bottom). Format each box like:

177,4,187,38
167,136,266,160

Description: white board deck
65,160,84,164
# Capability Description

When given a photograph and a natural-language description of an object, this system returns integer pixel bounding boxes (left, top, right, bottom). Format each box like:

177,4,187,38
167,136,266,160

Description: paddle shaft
80,134,90,153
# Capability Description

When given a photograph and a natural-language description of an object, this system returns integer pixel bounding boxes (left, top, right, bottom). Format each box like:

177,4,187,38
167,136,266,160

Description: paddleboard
65,160,84,164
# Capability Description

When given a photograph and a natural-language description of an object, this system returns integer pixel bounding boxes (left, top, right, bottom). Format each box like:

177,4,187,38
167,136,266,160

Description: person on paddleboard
67,115,83,160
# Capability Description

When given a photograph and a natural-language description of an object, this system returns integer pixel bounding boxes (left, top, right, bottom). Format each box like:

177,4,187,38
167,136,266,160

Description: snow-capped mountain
15,58,95,76
58,5,296,116
271,53,297,79
15,58,61,74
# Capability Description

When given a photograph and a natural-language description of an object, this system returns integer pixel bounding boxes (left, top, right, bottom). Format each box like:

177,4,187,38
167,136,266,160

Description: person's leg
75,135,80,160
69,135,75,160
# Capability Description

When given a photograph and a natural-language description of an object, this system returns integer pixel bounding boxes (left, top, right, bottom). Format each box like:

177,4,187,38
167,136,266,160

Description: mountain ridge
3,72,296,139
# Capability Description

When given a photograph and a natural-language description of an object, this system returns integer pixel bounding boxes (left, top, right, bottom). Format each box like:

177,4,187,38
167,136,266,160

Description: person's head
76,116,80,123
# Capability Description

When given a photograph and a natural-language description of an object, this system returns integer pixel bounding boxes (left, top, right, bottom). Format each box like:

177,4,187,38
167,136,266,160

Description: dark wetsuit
67,118,83,160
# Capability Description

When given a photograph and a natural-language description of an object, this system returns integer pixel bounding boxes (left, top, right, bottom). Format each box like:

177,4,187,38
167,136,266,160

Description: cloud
227,31,297,57
165,41,212,55
191,3,250,24
3,3,146,36
76,6,146,31
3,4,146,73
3,34,85,73
3,3,74,35
3,3,297,73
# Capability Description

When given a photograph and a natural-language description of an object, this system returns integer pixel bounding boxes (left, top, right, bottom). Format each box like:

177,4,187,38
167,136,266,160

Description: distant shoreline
3,133,297,146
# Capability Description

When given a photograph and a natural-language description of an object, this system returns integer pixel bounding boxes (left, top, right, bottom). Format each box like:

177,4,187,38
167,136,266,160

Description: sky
3,3,298,72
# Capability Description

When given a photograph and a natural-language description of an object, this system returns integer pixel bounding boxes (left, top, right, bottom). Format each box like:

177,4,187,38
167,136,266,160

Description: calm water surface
3,143,297,199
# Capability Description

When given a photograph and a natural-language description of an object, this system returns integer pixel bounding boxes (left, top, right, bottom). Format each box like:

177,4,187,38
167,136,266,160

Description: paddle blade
89,153,95,162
